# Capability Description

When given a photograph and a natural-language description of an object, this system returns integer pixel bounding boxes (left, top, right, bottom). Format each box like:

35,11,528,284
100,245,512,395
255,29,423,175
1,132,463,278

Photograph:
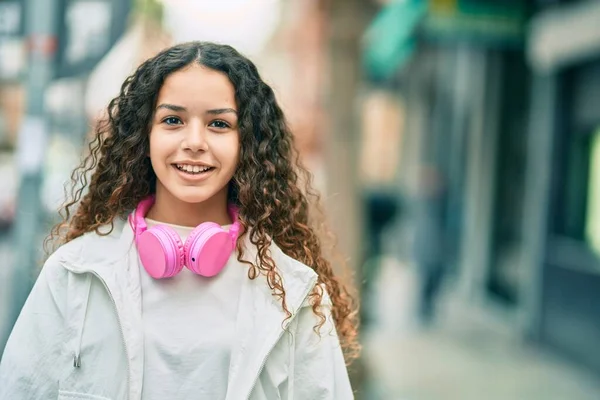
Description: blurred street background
1,0,600,399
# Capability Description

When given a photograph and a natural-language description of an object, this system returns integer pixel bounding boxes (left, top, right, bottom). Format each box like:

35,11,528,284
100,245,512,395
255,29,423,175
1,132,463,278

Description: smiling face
149,65,240,212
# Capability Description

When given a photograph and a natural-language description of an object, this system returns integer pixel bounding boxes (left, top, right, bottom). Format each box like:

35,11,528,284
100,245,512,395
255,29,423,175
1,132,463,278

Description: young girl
0,42,359,400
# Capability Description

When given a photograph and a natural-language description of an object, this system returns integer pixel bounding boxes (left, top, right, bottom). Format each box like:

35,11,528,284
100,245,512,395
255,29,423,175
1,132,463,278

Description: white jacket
0,217,353,400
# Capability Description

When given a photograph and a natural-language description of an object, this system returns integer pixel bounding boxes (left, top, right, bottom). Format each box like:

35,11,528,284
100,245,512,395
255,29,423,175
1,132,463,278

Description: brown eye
209,120,230,129
162,116,182,126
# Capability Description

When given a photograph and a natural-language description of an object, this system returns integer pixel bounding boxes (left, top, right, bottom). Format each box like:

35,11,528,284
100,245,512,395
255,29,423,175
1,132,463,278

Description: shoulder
271,244,318,282
47,216,128,268
268,242,333,308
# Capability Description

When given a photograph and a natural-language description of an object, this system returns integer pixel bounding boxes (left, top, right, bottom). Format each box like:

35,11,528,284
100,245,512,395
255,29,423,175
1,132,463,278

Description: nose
181,123,208,152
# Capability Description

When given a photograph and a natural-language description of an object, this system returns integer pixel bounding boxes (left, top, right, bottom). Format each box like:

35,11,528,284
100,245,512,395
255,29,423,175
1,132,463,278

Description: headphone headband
130,195,242,245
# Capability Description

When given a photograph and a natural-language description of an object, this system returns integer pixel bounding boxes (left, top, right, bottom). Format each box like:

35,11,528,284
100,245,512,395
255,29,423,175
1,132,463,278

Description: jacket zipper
243,276,318,399
63,266,131,400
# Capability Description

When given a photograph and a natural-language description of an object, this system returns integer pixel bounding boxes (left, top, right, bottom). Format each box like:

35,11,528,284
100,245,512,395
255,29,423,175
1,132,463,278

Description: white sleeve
0,256,68,400
292,294,354,400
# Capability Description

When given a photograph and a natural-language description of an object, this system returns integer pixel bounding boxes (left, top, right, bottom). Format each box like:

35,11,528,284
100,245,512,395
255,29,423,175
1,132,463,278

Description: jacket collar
60,215,318,400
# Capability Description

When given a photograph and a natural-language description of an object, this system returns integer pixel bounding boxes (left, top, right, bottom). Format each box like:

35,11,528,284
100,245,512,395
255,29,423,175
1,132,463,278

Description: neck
147,187,232,227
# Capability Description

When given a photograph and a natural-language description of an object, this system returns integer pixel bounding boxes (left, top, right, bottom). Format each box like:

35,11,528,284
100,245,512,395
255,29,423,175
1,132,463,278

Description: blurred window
557,61,600,247
585,127,600,254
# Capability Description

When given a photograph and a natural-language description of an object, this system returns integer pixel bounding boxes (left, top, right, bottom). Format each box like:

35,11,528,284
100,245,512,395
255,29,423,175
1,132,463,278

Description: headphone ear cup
184,223,233,277
138,226,185,279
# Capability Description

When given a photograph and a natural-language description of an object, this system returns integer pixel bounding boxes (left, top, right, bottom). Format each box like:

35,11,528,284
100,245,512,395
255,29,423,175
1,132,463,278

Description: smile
174,164,214,175
172,164,216,181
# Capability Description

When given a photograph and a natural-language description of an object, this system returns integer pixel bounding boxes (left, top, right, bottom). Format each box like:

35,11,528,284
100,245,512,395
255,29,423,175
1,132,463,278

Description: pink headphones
129,196,242,279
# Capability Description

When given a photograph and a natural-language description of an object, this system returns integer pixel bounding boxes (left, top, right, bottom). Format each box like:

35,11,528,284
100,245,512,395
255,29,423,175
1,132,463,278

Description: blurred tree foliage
132,0,163,24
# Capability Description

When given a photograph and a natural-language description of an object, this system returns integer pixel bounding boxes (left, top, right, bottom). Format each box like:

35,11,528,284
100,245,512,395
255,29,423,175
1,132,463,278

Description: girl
0,42,359,400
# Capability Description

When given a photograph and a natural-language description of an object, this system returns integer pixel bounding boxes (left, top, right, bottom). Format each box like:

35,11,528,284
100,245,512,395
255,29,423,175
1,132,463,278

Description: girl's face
149,65,240,206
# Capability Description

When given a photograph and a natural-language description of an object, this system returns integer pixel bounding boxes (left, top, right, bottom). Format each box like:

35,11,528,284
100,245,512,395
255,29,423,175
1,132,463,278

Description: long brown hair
48,42,359,362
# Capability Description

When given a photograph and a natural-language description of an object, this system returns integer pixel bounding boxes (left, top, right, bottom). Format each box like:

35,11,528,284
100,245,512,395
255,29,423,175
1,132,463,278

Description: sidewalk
360,257,600,400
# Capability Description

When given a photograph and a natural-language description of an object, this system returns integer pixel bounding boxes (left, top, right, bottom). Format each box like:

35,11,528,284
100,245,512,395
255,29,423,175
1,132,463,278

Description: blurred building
361,0,600,378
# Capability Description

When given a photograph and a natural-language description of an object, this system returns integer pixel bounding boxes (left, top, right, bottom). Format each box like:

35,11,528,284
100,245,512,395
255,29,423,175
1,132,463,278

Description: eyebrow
207,108,238,116
156,103,186,112
156,104,238,116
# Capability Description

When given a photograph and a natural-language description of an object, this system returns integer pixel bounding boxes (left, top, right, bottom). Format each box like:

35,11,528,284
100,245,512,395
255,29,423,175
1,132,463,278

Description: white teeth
176,164,211,174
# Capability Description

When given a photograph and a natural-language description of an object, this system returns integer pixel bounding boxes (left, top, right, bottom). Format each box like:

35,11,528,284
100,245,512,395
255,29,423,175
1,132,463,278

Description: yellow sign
429,0,457,14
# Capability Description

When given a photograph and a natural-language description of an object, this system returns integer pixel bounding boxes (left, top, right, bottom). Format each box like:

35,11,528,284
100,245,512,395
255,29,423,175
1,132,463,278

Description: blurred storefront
362,0,600,378
526,0,600,375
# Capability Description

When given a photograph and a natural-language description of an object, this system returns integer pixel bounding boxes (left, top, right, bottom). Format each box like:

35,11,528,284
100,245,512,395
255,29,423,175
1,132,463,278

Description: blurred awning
422,0,526,45
362,0,427,82
528,1,600,73
362,0,528,82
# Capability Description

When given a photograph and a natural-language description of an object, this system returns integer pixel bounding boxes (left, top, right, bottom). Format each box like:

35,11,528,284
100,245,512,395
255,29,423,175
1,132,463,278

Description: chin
172,192,213,205
168,186,226,205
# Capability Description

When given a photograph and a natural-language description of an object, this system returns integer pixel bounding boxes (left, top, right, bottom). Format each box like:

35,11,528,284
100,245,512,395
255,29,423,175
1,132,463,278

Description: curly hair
48,42,359,362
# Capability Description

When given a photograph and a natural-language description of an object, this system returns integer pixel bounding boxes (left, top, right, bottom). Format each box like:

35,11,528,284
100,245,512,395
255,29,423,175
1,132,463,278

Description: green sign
424,0,528,45
362,0,427,82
